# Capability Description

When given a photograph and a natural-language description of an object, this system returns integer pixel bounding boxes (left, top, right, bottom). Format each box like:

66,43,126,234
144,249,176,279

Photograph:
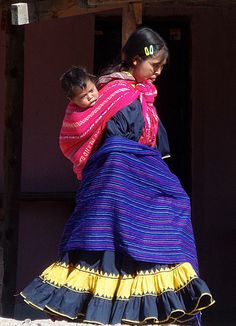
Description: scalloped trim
40,262,198,299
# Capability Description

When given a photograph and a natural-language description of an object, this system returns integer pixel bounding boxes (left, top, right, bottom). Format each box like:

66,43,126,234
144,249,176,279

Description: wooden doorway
94,16,122,75
145,18,192,194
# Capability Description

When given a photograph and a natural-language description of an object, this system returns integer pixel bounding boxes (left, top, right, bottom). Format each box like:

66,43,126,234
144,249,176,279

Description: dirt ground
0,318,104,325
0,318,180,325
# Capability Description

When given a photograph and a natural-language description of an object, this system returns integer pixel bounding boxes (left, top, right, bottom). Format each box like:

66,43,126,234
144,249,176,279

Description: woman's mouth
149,76,157,82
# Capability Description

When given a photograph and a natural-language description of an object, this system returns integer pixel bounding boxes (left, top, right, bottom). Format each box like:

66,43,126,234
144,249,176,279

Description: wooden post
0,9,24,317
122,1,142,47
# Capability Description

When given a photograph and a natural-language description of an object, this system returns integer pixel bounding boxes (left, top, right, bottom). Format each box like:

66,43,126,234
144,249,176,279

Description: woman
21,27,214,325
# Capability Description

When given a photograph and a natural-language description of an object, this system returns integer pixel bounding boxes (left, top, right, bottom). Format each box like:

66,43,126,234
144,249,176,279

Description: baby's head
60,67,98,109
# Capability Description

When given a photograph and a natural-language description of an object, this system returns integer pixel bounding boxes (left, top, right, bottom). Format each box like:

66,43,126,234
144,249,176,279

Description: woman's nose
155,67,162,75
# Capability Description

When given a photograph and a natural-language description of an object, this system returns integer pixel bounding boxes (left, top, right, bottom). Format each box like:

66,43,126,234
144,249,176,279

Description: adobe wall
13,14,95,318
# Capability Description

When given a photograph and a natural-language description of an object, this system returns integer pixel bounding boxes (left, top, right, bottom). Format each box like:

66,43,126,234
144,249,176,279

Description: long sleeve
156,119,171,159
105,99,171,158
105,99,144,142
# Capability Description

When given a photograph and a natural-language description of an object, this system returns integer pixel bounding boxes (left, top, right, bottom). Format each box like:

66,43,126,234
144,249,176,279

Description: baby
60,66,99,110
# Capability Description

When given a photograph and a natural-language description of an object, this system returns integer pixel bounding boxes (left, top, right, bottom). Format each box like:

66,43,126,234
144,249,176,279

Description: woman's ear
132,55,141,66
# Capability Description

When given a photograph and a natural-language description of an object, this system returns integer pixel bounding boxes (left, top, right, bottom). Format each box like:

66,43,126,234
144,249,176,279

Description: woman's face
131,52,167,83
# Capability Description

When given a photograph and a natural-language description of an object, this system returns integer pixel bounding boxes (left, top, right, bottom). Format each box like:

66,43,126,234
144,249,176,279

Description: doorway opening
94,16,192,194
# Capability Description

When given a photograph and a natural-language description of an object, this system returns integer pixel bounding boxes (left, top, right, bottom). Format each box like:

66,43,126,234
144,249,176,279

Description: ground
0,319,179,325
0,319,104,326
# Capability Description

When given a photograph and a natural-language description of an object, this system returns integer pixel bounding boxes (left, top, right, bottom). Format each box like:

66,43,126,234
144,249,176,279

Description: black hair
123,26,168,67
101,26,169,75
60,66,96,99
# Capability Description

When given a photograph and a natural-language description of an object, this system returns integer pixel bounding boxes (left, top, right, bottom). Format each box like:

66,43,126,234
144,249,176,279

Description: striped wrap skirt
21,137,214,324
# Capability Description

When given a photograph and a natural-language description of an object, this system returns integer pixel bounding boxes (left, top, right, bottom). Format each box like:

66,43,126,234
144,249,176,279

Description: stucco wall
14,14,95,318
21,15,95,192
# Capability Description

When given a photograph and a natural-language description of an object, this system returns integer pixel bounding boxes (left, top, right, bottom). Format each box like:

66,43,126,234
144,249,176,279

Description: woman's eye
151,63,164,72
89,88,94,93
152,63,160,69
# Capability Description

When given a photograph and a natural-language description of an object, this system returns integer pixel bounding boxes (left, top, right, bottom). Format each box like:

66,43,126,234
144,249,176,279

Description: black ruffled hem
21,276,214,325
21,251,214,325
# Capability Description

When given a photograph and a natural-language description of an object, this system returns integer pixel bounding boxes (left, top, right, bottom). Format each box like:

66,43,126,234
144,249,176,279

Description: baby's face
71,79,98,109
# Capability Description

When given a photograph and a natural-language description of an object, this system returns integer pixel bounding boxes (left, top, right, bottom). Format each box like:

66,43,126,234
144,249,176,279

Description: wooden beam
88,0,236,6
53,1,122,19
0,9,24,317
1,0,235,13
18,0,126,22
0,0,124,22
88,0,138,5
122,1,142,47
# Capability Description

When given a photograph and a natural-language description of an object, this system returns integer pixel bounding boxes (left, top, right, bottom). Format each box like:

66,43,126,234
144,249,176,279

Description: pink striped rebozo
59,77,158,180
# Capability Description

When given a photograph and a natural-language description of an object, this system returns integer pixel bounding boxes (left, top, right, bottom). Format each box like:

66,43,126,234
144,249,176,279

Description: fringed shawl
59,73,158,180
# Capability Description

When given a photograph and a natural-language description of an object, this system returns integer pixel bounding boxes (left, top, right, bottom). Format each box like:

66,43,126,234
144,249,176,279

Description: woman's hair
100,26,169,75
60,66,96,99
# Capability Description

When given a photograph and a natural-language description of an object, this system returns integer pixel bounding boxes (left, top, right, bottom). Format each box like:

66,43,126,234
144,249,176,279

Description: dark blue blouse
105,99,170,158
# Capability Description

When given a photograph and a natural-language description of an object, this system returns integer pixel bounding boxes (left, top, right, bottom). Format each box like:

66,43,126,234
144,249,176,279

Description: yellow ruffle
40,261,198,299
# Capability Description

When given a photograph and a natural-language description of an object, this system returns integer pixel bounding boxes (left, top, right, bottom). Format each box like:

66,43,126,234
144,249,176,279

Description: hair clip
144,45,154,56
